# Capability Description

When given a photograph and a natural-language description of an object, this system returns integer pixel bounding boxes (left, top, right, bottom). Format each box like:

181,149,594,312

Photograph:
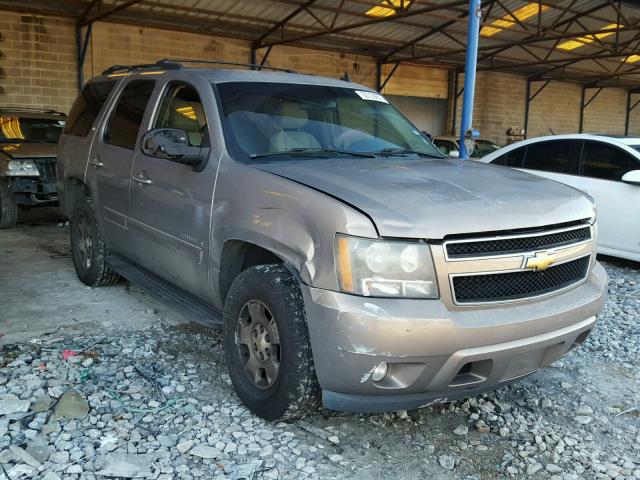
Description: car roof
477,133,640,163
95,66,369,91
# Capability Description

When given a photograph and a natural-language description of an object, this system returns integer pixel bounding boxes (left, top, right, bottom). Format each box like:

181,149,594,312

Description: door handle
89,157,104,167
133,174,153,185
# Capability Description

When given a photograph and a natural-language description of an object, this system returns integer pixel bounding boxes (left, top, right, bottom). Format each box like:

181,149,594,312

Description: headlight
6,160,39,176
335,234,439,298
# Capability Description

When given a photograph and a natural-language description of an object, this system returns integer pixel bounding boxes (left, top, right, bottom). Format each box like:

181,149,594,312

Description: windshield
215,82,444,161
631,145,640,154
0,115,65,143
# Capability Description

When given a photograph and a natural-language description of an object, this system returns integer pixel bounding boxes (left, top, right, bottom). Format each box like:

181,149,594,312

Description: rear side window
523,140,577,174
104,80,155,150
492,146,526,167
64,81,116,137
581,141,639,181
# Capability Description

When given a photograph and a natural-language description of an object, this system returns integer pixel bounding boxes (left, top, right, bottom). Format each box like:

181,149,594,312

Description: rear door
89,78,156,254
576,140,640,256
128,76,217,298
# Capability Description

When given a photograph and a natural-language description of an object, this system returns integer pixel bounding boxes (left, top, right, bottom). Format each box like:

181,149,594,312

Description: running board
106,255,223,329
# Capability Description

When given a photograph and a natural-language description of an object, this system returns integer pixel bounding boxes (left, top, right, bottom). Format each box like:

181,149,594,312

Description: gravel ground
0,216,639,480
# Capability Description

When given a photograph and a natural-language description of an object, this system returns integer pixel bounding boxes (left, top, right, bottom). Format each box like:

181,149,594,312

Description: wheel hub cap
77,217,92,269
236,300,280,390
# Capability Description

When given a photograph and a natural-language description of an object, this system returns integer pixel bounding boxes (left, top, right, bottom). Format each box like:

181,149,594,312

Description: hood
254,157,595,239
0,142,58,160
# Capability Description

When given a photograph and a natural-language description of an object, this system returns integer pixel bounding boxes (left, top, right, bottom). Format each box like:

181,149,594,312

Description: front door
128,79,216,298
90,79,156,254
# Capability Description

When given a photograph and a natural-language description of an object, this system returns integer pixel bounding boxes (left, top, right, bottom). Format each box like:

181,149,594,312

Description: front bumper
8,177,58,206
301,262,607,413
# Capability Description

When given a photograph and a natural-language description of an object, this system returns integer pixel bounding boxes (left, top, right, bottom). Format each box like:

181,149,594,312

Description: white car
478,134,640,262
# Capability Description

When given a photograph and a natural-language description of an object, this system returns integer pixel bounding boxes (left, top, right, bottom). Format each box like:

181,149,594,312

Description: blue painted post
459,0,482,160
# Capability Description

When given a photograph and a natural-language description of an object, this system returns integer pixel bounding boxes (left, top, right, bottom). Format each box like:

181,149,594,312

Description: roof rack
0,106,66,116
101,59,297,76
101,60,183,75
158,58,297,74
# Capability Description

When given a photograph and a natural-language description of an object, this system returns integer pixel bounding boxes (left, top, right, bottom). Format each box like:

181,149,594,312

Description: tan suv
57,60,607,420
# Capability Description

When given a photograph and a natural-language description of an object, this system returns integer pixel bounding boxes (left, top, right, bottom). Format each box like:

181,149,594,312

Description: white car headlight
335,234,439,298
6,160,39,176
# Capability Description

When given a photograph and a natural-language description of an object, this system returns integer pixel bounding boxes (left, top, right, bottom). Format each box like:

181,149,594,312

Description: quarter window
581,141,638,181
64,81,116,137
153,83,207,147
492,146,526,167
104,80,155,150
523,140,577,174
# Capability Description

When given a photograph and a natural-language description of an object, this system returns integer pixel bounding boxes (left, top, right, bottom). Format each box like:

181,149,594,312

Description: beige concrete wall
0,9,638,142
0,11,77,112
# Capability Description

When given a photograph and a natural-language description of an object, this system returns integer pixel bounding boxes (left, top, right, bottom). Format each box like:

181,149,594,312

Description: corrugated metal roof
1,0,639,86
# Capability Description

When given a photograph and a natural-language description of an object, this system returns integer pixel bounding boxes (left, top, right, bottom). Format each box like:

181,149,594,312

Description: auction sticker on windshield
355,90,389,103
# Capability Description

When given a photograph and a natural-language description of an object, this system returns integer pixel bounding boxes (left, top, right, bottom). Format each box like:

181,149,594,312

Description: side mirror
449,149,460,158
621,169,640,185
141,128,208,168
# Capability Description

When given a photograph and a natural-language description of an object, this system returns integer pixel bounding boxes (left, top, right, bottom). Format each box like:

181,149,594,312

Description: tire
70,197,120,287
223,264,320,420
0,179,18,229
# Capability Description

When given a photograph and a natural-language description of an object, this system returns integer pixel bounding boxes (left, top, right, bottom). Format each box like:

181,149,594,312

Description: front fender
209,156,377,302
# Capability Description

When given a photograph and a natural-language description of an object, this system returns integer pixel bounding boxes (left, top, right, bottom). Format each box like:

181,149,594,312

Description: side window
523,140,577,174
153,82,207,147
434,140,455,156
492,146,526,167
64,81,116,137
581,141,638,181
104,80,155,150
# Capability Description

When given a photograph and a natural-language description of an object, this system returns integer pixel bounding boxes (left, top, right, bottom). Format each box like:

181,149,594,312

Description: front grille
452,256,590,304
36,158,57,183
446,226,591,259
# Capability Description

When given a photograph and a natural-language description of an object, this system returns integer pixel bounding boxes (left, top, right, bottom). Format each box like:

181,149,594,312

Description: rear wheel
223,264,320,420
0,179,18,229
70,197,120,287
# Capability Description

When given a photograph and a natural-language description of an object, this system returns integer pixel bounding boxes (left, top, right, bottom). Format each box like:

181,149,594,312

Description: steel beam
79,0,144,27
257,0,468,49
253,0,318,46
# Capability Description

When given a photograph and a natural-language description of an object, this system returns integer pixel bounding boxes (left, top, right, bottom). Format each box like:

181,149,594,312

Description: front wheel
223,264,320,420
70,197,120,287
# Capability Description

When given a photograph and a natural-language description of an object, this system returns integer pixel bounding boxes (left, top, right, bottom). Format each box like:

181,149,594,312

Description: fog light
371,362,388,382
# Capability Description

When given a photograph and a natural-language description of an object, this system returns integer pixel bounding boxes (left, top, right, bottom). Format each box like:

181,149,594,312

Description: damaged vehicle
58,60,607,420
0,108,65,228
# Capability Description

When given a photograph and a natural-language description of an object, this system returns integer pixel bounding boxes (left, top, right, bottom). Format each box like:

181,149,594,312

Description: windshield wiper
250,147,375,159
374,147,442,158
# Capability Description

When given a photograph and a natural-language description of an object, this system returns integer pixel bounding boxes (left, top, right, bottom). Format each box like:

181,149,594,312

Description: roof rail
158,58,297,74
0,106,66,116
101,60,183,76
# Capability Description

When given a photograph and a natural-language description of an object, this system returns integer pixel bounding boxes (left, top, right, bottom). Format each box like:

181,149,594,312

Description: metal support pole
524,78,531,138
75,23,92,90
625,90,631,136
450,70,458,136
459,0,481,160
375,60,382,92
578,86,585,133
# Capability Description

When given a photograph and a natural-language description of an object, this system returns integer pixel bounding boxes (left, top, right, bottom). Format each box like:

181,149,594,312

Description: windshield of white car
215,82,445,162
631,145,640,153
0,116,64,143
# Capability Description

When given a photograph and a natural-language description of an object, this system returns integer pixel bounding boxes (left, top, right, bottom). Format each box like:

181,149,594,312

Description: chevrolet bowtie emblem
525,251,557,271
